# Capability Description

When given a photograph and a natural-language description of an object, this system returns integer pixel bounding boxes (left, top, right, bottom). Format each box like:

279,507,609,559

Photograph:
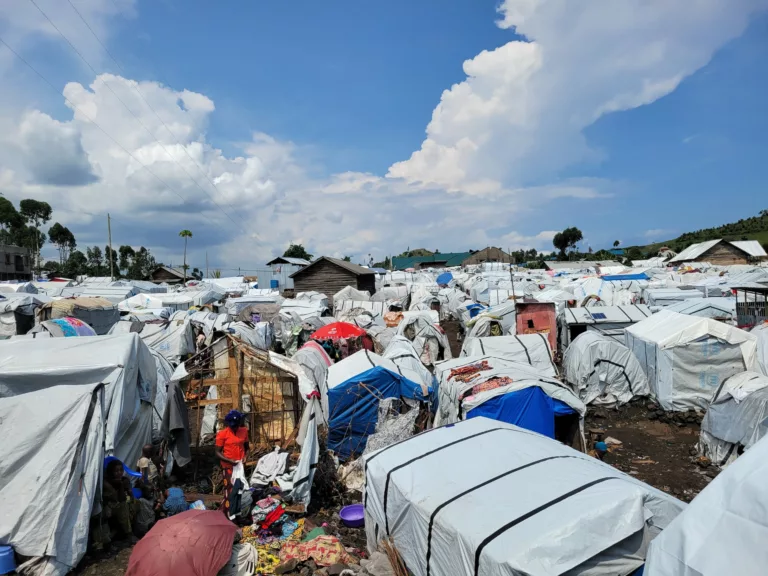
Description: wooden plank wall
696,242,750,265
293,260,360,305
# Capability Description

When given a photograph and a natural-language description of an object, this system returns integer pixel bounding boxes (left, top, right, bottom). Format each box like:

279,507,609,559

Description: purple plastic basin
340,504,365,528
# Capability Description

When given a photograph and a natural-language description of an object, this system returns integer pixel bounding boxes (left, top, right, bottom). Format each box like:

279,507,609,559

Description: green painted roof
392,252,472,270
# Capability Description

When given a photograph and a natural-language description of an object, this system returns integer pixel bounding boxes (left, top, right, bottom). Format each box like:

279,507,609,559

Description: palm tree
179,229,192,282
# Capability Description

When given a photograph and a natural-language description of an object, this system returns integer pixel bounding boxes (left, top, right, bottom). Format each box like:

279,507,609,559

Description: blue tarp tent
467,386,575,438
466,303,486,319
328,366,433,459
436,272,453,286
602,273,649,281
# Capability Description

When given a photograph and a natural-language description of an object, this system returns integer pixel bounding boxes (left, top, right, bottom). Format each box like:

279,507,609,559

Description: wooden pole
107,213,114,280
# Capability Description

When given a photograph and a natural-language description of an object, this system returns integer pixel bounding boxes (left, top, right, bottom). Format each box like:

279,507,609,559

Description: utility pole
107,213,114,280
509,247,516,302
206,251,209,279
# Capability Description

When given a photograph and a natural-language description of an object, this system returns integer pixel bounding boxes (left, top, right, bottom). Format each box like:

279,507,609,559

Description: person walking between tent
215,410,249,516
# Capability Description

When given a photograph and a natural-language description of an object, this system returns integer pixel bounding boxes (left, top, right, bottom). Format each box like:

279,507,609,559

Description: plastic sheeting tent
333,286,371,306
39,297,119,335
0,384,104,576
460,334,557,377
433,355,585,446
326,349,433,459
395,313,452,367
363,417,685,576
625,310,757,411
563,332,650,407
698,371,768,467
0,333,157,465
557,305,652,352
645,431,768,576
663,297,736,323
382,336,437,395
752,322,768,376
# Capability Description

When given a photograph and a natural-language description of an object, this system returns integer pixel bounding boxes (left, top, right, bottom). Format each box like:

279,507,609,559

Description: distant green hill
628,210,768,257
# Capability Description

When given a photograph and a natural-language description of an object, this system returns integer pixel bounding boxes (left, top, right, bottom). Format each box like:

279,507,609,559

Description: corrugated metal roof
266,256,310,266
290,256,375,278
730,241,768,258
391,252,472,270
562,305,651,325
669,239,722,263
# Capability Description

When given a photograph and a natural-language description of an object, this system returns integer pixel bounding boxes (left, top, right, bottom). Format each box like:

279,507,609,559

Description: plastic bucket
270,279,279,289
0,545,16,574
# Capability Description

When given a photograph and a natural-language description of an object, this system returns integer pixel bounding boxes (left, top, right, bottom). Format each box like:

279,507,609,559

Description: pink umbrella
125,510,237,576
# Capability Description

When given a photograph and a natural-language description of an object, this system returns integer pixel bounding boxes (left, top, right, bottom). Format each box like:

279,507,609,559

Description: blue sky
0,0,766,269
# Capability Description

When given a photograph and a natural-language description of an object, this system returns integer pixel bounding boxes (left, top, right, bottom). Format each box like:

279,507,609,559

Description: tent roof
669,239,768,263
327,349,425,391
626,309,756,351
561,305,651,325
461,334,557,377
664,297,736,318
645,431,768,575
364,416,685,576
266,256,310,266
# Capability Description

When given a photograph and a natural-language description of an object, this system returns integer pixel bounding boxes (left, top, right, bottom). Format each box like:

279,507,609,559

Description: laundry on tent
460,333,558,377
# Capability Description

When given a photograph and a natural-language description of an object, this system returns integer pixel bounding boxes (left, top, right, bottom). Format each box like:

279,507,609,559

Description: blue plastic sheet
436,272,453,286
328,367,433,459
467,387,574,438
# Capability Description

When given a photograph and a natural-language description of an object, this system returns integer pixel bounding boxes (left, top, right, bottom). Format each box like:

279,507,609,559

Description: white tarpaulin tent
563,332,650,407
0,333,157,465
395,313,452,367
0,384,104,576
461,334,557,377
698,371,768,467
558,305,652,352
625,310,757,411
664,297,736,323
383,336,437,395
645,431,768,576
432,355,585,447
364,417,685,576
643,288,703,309
753,323,768,376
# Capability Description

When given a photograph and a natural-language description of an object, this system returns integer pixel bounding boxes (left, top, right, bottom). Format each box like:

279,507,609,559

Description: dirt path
587,403,714,502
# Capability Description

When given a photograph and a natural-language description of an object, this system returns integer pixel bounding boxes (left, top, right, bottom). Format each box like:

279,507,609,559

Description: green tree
104,245,118,277
126,247,157,280
0,197,23,243
552,227,584,259
179,229,192,282
86,246,104,276
48,223,77,264
118,245,135,272
63,250,88,278
19,199,52,273
613,240,621,248
342,255,352,262
283,243,313,261
191,267,203,281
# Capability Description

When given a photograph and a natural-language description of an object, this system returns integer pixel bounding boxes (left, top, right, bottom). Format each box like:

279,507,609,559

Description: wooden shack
187,335,300,450
290,257,376,304
669,239,768,266
149,265,186,285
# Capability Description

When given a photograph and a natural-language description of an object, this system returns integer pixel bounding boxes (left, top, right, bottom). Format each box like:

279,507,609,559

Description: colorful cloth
221,467,234,516
469,376,514,396
243,519,304,575
163,487,188,516
279,535,352,567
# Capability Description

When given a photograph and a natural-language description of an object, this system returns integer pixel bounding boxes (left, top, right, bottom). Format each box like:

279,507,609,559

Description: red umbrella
125,510,237,576
310,322,366,341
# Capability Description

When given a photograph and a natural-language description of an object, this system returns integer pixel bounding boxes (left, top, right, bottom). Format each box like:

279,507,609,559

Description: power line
28,0,250,237
64,0,262,243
